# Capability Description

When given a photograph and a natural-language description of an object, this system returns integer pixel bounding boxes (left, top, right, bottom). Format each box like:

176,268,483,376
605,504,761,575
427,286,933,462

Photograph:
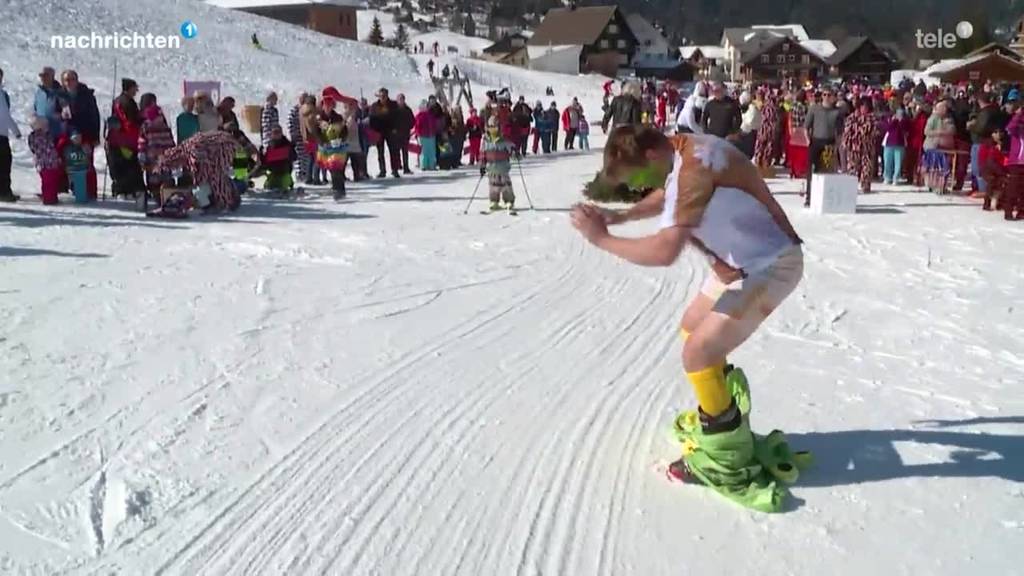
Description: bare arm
619,187,666,222
593,225,689,267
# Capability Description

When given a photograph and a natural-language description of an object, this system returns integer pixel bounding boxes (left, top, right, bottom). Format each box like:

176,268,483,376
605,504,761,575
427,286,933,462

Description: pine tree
369,17,385,46
392,23,410,51
464,14,477,38
449,11,465,34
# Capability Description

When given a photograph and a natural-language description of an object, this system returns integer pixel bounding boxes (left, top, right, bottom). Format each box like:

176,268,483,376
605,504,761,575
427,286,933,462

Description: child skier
27,117,62,205
260,124,298,193
570,126,806,512
479,116,516,213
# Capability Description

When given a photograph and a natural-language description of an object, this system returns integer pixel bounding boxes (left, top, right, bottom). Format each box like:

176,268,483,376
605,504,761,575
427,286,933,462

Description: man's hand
576,202,626,226
570,203,609,244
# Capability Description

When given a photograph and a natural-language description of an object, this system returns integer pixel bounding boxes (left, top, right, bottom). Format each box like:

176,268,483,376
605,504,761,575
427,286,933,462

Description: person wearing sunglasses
570,126,806,510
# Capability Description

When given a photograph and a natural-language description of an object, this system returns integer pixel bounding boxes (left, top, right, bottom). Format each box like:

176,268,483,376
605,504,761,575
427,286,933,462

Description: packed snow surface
2,1,1024,575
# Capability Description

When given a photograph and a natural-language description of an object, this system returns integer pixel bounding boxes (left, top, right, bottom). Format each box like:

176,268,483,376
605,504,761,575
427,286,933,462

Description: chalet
482,33,530,67
721,25,810,81
680,45,725,78
209,0,365,41
965,42,1023,62
528,5,638,77
741,35,827,82
624,14,672,58
935,52,1024,85
826,37,898,82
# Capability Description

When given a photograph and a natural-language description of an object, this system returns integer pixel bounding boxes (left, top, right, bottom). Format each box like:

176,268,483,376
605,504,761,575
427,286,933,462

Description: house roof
625,13,669,52
827,35,901,66
935,52,1024,83
680,45,726,60
965,42,1023,62
528,6,618,47
800,40,836,59
483,33,529,55
750,24,809,41
741,35,825,65
737,30,790,57
209,0,365,8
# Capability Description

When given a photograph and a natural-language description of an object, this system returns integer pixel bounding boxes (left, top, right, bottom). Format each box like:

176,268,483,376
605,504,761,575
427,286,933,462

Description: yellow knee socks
687,364,731,417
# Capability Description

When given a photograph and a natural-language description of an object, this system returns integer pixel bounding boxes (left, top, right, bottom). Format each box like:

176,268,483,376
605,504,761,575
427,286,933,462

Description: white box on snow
809,173,858,215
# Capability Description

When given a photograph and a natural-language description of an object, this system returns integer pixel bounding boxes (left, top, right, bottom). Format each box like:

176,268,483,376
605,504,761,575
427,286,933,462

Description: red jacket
978,141,1007,180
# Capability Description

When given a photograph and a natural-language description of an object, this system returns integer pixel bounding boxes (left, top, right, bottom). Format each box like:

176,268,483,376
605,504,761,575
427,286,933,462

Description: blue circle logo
180,21,198,40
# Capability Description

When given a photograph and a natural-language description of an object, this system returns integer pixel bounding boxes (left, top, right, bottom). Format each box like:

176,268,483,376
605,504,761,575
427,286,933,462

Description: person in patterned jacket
842,97,880,192
260,91,279,149
138,104,177,197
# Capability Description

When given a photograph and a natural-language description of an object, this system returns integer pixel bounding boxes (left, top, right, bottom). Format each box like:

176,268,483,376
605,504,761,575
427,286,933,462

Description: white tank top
660,153,793,274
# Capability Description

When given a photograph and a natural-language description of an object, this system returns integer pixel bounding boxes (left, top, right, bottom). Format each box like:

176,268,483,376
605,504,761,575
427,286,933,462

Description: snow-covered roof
624,13,669,53
208,0,366,8
750,24,809,42
800,39,836,59
680,45,725,60
923,58,968,76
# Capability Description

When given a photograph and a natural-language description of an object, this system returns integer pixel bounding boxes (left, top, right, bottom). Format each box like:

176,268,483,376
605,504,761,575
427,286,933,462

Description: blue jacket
34,83,66,138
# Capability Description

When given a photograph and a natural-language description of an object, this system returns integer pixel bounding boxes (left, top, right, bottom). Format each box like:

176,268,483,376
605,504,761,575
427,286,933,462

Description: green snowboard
670,366,813,513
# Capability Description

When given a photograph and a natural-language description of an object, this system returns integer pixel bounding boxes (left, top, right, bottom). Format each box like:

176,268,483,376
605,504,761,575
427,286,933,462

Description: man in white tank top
571,126,808,511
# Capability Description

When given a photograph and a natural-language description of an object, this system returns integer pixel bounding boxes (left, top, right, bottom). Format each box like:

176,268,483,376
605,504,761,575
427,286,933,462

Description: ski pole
515,156,535,210
462,172,485,214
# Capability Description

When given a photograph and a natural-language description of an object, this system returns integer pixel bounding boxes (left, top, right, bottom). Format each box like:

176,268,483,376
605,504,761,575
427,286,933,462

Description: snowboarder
569,126,806,512
251,33,262,50
427,59,435,78
480,115,516,213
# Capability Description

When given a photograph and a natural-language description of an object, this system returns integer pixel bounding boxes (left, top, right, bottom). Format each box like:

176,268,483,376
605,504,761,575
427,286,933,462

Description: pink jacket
1006,111,1024,166
414,110,436,138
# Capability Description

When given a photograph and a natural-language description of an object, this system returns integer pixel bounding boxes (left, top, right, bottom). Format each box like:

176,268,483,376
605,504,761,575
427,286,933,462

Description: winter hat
122,78,137,92
1008,89,1021,102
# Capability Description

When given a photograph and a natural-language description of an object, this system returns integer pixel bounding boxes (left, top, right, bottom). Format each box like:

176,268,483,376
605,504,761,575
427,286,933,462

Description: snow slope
2,151,1023,575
